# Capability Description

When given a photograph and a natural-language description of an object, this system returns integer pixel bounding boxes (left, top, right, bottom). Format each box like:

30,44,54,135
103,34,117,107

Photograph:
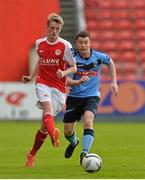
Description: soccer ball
82,153,102,173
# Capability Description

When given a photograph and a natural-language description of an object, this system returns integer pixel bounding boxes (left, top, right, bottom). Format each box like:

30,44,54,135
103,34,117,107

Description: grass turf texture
0,121,144,179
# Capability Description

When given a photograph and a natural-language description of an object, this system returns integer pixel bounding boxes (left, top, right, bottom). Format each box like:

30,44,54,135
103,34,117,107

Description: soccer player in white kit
22,13,76,167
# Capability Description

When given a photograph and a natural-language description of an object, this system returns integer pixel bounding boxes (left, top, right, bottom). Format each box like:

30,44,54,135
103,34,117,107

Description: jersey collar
78,49,93,60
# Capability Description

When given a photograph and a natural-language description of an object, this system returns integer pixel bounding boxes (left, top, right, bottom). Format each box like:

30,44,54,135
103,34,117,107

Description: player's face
47,21,62,42
76,37,91,56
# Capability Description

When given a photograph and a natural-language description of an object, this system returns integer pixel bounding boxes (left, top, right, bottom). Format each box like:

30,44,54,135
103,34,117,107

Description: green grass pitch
0,120,144,179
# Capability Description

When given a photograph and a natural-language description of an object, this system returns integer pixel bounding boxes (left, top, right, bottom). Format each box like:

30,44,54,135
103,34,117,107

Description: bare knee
64,123,75,136
84,120,93,129
83,111,94,129
42,101,52,114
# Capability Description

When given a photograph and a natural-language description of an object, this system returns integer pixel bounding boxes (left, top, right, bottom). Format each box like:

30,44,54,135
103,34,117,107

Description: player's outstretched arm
67,76,89,86
107,59,119,96
22,59,39,83
56,64,77,78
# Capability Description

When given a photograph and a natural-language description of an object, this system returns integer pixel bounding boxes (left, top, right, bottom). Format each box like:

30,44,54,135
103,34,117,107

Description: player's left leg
42,104,60,147
42,101,60,147
49,87,66,147
80,110,94,164
80,96,100,164
26,128,48,167
42,103,55,134
82,110,94,154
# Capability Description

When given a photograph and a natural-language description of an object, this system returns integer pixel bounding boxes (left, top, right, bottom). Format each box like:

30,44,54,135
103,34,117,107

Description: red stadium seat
97,11,112,19
115,63,124,73
132,0,145,8
117,72,138,80
85,10,97,20
116,73,124,80
134,10,145,19
142,63,145,78
101,31,116,40
135,20,145,29
90,31,101,40
108,51,121,61
101,41,117,51
137,31,145,39
91,41,102,50
138,41,145,50
87,20,98,30
112,11,131,19
98,10,131,20
114,20,132,30
123,63,138,73
117,31,134,40
111,1,130,9
119,40,135,50
120,51,137,62
115,62,137,73
142,62,145,68
125,73,139,80
84,0,96,7
140,51,145,62
116,62,139,80
96,1,112,8
98,20,115,30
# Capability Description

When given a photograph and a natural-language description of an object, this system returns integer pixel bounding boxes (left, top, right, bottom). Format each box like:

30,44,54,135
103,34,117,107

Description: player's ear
75,39,79,46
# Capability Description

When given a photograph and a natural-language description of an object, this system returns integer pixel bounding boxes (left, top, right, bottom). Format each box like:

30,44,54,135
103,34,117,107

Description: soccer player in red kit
22,13,77,167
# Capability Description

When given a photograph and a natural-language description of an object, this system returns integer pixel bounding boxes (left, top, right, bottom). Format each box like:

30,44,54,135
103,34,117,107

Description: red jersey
35,37,76,93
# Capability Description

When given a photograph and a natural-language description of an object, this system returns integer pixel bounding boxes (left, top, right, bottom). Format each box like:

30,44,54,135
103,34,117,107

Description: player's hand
22,75,32,83
110,82,119,97
56,69,64,78
79,76,90,84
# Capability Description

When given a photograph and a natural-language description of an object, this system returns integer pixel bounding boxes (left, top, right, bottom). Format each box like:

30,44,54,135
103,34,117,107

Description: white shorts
35,83,66,116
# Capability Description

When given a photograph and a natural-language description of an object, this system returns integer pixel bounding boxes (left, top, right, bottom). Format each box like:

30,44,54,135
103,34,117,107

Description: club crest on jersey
55,49,61,56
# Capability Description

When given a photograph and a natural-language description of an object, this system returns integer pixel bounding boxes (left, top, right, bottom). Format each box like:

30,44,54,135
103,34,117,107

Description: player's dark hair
76,31,90,40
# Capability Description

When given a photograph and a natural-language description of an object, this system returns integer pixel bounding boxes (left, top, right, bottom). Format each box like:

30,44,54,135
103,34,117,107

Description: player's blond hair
47,13,64,27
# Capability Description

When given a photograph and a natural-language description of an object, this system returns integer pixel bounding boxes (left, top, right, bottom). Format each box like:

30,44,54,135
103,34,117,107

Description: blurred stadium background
0,0,145,179
0,0,144,120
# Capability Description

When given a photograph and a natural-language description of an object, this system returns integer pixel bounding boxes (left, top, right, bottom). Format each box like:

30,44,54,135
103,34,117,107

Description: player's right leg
63,96,82,158
64,122,79,158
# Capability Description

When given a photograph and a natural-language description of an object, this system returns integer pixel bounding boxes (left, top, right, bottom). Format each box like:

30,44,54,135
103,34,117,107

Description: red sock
30,129,48,156
43,113,55,137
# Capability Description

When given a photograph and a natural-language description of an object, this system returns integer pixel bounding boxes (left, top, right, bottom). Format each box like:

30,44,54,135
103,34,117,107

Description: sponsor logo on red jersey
40,57,60,65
